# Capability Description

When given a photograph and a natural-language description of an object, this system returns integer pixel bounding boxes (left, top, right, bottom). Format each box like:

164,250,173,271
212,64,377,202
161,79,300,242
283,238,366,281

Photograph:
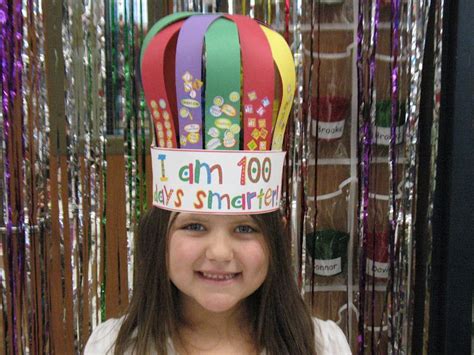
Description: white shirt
84,316,352,354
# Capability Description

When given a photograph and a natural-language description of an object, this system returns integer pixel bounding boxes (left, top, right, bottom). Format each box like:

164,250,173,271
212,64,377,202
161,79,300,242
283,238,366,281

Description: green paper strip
204,18,241,150
140,11,195,67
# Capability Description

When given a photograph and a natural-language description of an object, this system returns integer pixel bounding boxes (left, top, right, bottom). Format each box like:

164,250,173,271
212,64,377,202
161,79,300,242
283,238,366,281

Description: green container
374,100,406,145
306,230,349,276
375,100,406,127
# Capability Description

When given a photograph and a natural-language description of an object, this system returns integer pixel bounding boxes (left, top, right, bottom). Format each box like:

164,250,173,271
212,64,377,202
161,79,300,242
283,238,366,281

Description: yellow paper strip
260,25,296,150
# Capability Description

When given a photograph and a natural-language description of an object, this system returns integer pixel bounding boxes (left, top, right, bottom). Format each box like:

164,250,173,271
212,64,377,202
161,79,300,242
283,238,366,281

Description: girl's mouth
197,271,241,282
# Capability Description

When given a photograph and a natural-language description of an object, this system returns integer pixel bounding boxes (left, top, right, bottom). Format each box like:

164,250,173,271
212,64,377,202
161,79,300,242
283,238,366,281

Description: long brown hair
114,207,315,354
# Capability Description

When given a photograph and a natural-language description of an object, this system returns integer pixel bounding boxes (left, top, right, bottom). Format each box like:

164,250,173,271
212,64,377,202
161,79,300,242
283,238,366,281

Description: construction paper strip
175,14,222,149
204,18,241,150
141,21,184,147
227,14,275,151
260,25,296,150
139,12,193,67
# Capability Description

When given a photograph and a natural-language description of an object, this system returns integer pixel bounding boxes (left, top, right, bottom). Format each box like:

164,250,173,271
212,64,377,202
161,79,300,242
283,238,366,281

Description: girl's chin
196,297,242,314
200,304,238,314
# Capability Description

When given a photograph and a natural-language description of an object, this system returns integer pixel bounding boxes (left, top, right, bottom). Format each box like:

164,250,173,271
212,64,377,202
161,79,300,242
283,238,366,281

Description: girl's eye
183,223,205,232
235,225,258,234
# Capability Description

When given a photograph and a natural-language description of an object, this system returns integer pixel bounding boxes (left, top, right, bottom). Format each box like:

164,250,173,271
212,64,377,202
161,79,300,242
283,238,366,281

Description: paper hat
140,12,296,214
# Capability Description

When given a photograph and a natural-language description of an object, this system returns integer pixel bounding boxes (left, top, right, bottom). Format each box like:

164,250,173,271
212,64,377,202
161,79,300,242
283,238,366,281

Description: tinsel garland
0,1,444,353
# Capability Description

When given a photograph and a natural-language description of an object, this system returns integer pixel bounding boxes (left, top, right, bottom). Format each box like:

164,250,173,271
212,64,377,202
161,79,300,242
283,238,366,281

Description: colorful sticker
210,105,222,117
180,108,189,118
206,138,222,149
208,127,220,138
181,98,200,108
184,124,200,133
248,91,257,101
229,91,240,102
215,118,232,130
221,104,237,117
213,96,225,106
229,124,241,134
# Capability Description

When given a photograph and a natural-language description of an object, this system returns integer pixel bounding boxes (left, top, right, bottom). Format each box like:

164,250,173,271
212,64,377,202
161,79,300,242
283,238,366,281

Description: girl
84,208,351,354
85,12,351,354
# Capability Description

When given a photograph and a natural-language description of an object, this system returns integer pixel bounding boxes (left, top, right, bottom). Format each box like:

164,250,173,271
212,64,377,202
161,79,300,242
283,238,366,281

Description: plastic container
306,229,349,277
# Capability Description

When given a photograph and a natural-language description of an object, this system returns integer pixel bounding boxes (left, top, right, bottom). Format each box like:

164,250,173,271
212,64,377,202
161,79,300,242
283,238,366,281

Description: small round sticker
210,105,222,118
164,121,171,129
229,92,240,102
180,108,189,118
159,138,166,147
213,96,224,106
159,99,167,109
150,100,158,109
189,90,197,99
153,110,160,119
162,111,170,121
187,132,200,144
208,127,220,138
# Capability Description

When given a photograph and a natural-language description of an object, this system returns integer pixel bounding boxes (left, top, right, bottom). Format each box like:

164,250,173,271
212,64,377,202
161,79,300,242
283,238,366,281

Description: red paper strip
226,15,275,151
141,21,184,148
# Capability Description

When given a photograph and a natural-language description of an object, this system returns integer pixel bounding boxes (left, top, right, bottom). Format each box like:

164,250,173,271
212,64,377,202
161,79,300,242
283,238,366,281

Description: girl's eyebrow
227,217,260,227
231,217,257,224
172,214,209,224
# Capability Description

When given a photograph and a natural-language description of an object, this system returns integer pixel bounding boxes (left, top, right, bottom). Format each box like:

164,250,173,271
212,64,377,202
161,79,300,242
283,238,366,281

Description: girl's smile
168,213,269,314
196,271,242,282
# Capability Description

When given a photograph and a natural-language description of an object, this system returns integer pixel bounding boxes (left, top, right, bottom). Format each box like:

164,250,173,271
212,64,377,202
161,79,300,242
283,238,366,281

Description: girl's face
168,213,269,315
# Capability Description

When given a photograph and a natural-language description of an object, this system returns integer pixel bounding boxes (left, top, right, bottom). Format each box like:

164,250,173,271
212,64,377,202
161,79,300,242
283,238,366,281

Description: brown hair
114,207,315,354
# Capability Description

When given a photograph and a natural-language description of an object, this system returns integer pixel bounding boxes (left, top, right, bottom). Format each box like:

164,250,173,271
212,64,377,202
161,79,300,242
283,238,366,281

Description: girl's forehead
171,212,256,224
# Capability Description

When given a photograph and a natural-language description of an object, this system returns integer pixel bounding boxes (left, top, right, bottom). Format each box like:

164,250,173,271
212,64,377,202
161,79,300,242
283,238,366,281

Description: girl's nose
205,232,234,261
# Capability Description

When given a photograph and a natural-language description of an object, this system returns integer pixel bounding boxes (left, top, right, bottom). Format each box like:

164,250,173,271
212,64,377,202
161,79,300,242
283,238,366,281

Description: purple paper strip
175,14,221,149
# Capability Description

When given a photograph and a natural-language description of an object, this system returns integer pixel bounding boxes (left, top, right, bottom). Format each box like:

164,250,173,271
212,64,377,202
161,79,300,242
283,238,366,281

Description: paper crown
140,12,296,214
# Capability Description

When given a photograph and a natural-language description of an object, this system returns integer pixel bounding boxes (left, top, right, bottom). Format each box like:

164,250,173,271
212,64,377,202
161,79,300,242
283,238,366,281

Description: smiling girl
84,11,351,355
84,209,351,354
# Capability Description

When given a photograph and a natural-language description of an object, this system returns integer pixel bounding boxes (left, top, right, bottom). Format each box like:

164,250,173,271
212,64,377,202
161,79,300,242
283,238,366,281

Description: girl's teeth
201,272,237,280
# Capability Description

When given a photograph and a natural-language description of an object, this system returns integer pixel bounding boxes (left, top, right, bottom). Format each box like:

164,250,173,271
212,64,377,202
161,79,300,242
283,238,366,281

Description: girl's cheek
239,240,269,265
170,235,203,259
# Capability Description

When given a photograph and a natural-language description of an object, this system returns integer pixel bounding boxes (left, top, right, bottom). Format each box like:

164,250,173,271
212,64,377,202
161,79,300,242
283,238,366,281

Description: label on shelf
373,125,404,145
314,257,342,276
366,258,389,278
313,119,345,140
